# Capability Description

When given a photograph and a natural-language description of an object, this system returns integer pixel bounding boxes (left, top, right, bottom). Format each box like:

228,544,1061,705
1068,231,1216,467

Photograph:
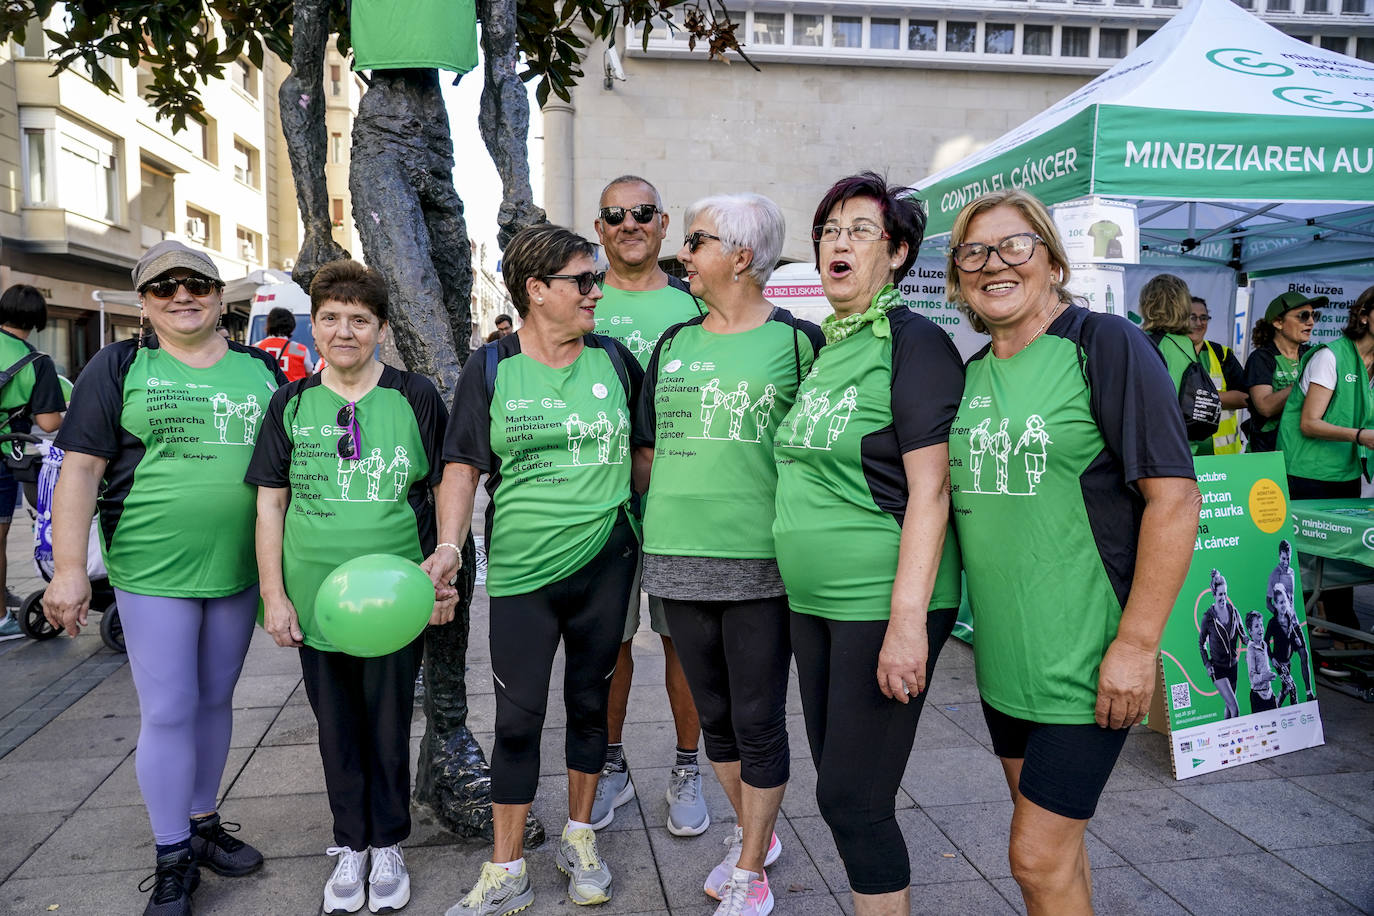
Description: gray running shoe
189,812,263,876
447,862,533,916
555,826,613,905
665,764,710,836
589,762,634,830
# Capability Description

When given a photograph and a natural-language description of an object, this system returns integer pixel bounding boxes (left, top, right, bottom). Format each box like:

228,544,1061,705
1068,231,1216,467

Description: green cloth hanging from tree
351,0,478,75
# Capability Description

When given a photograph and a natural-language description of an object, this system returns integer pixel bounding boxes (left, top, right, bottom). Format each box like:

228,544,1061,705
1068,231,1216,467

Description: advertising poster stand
1152,452,1325,779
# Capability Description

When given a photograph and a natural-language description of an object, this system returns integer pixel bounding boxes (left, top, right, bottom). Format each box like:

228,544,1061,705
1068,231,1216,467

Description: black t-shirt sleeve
442,345,495,472
404,373,449,486
53,341,133,459
1081,313,1195,484
29,354,65,415
1219,346,1245,392
1244,347,1278,391
890,312,965,453
244,384,296,488
634,325,683,450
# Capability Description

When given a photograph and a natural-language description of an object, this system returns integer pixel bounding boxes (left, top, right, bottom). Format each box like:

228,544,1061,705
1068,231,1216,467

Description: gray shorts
623,551,671,642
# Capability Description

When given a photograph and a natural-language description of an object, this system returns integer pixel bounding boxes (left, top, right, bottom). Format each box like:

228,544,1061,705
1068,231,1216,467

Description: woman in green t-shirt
441,225,644,915
249,261,455,915
48,241,285,916
772,172,964,915
945,191,1200,916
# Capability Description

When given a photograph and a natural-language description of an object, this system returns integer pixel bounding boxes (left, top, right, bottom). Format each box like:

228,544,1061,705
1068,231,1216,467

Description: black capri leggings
488,517,638,805
791,608,957,896
660,595,792,789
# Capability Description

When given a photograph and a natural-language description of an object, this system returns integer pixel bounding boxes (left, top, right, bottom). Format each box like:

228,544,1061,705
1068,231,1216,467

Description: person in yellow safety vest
1188,296,1249,455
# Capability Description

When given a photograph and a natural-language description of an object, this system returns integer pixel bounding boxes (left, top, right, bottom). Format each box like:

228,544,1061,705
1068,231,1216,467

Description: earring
732,274,738,282
891,263,899,269
137,309,145,349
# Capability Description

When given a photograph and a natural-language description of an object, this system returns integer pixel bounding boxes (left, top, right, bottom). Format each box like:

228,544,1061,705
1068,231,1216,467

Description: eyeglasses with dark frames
1189,313,1212,323
950,233,1044,273
684,230,723,254
141,276,221,298
811,222,890,243
541,271,605,296
599,204,660,226
336,401,361,461
1288,309,1320,323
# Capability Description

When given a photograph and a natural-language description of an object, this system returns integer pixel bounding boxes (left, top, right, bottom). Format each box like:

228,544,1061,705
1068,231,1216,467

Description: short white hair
683,193,784,287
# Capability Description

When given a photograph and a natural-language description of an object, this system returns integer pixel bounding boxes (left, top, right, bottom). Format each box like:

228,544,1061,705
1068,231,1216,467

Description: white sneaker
367,844,410,913
705,827,781,900
324,846,369,914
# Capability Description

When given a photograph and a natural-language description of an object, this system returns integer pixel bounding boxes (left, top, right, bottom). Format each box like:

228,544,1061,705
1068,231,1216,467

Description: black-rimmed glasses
541,271,605,296
1288,309,1320,323
1189,313,1212,324
812,222,890,243
684,230,722,254
600,204,660,226
951,233,1044,273
141,276,221,298
336,401,361,460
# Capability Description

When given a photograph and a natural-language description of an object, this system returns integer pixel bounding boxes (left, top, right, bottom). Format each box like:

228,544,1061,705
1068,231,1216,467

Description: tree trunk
280,0,350,290
478,0,547,246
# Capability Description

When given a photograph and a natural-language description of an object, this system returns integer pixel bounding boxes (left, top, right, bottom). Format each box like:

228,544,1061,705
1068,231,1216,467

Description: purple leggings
115,585,259,845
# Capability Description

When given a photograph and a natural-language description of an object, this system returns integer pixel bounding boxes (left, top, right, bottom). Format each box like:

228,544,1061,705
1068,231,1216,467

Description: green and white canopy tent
916,0,1374,278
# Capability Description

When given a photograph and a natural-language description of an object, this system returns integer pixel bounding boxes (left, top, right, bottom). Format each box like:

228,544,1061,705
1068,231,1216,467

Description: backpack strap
583,334,631,399
482,340,500,405
0,351,41,389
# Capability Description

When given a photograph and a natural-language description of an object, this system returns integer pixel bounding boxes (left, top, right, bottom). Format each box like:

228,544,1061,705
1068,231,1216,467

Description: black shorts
981,701,1129,821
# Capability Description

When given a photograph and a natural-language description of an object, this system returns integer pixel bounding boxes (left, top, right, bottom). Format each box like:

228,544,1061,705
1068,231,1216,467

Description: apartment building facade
543,0,1373,264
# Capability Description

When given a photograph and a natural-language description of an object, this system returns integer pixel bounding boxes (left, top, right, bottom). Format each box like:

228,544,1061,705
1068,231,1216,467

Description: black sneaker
189,813,264,877
5,589,21,611
139,847,199,916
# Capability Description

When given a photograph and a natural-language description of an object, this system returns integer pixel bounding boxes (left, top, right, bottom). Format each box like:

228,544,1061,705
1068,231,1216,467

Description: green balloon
313,554,434,657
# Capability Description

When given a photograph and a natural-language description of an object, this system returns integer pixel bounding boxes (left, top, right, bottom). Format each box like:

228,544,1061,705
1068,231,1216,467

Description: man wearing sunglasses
589,175,710,839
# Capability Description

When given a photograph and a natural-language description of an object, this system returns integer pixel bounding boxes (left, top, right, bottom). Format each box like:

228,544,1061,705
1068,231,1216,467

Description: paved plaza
0,522,1371,915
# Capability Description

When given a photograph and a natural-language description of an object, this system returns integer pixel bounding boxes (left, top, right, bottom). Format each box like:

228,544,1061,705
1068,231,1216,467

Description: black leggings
790,608,957,896
660,595,792,789
1287,475,1360,630
488,518,638,805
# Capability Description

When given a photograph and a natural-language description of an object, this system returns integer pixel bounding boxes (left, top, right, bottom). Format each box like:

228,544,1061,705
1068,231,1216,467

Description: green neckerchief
821,284,903,346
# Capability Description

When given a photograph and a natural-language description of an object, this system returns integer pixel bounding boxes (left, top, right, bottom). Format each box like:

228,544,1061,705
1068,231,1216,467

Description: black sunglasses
141,276,221,298
684,230,723,254
336,401,361,460
1288,309,1320,323
600,204,660,226
542,271,605,296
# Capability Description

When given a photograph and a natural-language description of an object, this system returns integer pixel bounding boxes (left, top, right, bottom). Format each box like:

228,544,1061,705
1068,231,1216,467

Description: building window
1319,34,1348,52
59,132,119,222
1100,28,1129,57
832,16,861,48
1024,24,1054,55
1154,0,1179,7
236,226,260,262
232,139,259,188
1062,26,1091,56
1306,0,1328,10
946,21,978,52
985,24,1015,54
1136,28,1158,45
231,57,258,99
23,129,50,205
330,64,343,96
870,18,900,50
794,14,823,46
140,160,175,232
1358,37,1374,61
751,12,783,44
185,206,212,245
1268,0,1292,9
908,20,938,51
1232,0,1255,8
331,198,345,227
330,132,344,165
1341,0,1364,11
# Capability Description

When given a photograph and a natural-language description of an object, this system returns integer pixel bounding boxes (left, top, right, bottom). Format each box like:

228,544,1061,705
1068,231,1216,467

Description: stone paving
0,523,1371,914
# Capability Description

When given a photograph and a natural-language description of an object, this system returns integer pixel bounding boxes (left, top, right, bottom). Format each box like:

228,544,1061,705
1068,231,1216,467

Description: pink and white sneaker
704,827,781,900
713,868,773,916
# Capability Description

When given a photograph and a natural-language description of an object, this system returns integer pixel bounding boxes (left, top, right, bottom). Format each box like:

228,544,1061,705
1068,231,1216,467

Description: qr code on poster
1170,682,1191,710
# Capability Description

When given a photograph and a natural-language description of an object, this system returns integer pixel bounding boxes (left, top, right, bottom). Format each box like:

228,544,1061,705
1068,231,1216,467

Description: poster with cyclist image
1158,452,1325,779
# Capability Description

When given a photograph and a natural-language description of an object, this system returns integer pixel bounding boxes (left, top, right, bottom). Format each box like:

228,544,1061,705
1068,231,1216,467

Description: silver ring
902,683,911,696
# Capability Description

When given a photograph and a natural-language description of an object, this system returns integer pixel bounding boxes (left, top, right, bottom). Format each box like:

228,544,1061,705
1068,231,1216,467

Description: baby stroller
1,433,124,652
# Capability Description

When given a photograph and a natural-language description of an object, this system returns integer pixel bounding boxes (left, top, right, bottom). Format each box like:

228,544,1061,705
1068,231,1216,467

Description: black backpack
1151,331,1221,442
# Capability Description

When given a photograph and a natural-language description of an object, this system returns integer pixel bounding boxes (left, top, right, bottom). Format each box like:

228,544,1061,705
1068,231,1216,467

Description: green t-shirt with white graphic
444,335,644,597
55,340,284,597
636,312,823,559
774,307,964,621
246,368,447,651
949,307,1194,724
594,281,702,370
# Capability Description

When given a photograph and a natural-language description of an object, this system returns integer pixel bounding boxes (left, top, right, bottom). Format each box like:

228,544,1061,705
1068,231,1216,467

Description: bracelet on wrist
435,542,461,555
